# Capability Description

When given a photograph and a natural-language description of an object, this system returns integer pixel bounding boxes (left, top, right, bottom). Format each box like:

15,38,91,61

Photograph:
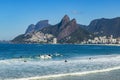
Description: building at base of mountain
53,38,57,44
24,32,54,43
82,35,120,44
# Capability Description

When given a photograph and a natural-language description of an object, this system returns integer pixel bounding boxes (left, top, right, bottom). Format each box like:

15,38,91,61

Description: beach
47,69,120,80
30,69,120,80
13,66,120,80
52,69,120,80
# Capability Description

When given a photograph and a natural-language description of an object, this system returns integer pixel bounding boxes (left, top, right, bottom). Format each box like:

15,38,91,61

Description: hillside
88,17,120,37
12,15,92,43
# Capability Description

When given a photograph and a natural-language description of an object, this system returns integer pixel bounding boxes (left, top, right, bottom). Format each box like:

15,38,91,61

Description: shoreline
13,66,120,80
2,43,120,47
80,44,120,46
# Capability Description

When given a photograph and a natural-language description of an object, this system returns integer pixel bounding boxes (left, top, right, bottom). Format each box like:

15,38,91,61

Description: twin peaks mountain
12,15,120,44
12,15,91,43
40,15,91,43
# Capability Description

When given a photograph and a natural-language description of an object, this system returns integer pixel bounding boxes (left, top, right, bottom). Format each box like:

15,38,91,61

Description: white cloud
72,10,83,15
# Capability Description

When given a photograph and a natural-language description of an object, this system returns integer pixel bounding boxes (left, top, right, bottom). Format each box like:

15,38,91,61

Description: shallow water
0,44,120,79
41,69,120,80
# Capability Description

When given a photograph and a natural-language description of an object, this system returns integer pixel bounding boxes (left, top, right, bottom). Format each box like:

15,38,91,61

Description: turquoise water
0,44,120,79
0,44,120,60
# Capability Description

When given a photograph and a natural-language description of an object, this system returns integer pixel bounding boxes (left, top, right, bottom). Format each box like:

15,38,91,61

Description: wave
1,54,120,80
12,66,120,80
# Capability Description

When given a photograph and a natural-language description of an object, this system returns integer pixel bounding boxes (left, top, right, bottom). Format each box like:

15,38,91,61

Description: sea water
0,44,120,80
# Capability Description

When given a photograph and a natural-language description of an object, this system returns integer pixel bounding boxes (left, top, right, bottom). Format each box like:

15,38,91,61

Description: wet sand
32,69,120,80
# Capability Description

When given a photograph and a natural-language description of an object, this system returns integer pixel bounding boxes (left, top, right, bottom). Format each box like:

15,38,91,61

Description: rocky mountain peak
88,17,120,37
71,18,77,25
25,20,50,34
60,15,70,25
36,20,49,26
25,24,35,34
63,15,70,20
12,15,93,44
35,20,49,29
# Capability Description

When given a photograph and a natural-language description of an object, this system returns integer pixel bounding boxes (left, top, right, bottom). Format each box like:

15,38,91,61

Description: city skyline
0,0,120,40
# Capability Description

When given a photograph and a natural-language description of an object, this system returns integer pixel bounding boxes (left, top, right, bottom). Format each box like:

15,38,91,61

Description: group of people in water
17,53,69,63
17,54,92,63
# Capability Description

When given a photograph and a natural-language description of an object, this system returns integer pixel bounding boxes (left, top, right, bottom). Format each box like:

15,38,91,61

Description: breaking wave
0,54,120,80
13,66,120,80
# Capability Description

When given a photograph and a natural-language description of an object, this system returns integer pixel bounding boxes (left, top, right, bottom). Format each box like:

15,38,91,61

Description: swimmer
65,60,67,62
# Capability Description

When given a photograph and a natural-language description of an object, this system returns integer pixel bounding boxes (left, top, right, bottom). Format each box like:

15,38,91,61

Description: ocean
0,44,120,80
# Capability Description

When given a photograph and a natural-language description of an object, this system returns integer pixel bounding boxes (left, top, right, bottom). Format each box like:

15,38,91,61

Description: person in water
24,60,27,62
65,60,67,62
89,57,92,60
20,56,23,58
48,54,51,56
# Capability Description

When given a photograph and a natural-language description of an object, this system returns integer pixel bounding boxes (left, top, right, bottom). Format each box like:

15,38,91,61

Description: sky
0,0,120,40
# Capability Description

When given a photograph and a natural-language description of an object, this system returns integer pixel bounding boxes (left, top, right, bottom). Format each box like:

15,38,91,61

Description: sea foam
1,54,120,80
12,66,120,80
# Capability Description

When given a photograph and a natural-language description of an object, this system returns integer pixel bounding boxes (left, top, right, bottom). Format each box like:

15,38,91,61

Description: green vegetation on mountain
12,15,96,44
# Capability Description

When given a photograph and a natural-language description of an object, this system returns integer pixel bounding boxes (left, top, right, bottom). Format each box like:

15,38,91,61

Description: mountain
88,17,120,37
12,20,53,43
25,20,50,34
41,15,92,43
25,24,35,34
12,15,92,43
41,15,71,37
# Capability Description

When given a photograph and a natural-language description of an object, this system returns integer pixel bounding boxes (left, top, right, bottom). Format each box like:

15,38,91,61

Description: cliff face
12,16,120,43
12,15,93,43
57,19,79,40
41,15,92,43
25,24,35,34
25,20,50,34
41,15,72,38
12,20,53,43
88,17,120,37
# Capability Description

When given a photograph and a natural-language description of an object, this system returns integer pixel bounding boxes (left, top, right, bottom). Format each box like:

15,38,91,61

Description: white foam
1,54,120,80
11,66,120,80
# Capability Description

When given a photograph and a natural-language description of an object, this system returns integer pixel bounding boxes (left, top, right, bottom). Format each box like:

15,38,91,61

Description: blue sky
0,0,120,40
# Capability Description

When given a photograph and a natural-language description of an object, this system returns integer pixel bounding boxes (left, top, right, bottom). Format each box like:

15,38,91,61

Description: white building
53,38,57,44
82,35,120,44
